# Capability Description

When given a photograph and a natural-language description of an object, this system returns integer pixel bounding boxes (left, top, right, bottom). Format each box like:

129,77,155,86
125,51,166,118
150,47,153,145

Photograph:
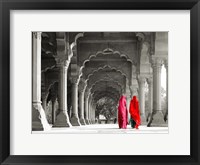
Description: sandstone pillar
70,79,81,126
148,57,165,126
51,98,57,125
126,95,131,123
54,63,72,127
147,78,153,122
84,94,90,124
138,77,146,124
79,88,86,125
32,32,50,131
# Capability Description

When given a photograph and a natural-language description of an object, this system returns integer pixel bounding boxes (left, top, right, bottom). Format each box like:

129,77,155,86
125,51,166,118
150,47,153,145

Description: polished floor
33,124,168,134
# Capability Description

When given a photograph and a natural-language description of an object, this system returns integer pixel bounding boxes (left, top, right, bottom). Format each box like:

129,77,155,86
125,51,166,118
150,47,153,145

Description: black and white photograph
32,32,168,133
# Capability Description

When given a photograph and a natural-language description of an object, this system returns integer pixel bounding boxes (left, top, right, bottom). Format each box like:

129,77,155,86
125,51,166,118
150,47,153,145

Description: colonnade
131,57,168,126
32,32,168,131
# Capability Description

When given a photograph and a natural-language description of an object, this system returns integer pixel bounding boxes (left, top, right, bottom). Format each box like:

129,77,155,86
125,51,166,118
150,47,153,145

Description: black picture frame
0,0,200,164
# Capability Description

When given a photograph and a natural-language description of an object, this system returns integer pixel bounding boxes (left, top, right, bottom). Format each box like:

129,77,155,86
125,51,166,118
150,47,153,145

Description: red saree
118,95,128,129
129,96,141,129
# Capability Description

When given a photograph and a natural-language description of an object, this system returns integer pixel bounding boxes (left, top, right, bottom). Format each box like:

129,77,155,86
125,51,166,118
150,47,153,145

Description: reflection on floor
32,124,168,134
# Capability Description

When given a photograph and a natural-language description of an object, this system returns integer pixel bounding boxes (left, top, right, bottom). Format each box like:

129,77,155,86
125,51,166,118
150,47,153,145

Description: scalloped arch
46,81,58,93
92,88,120,98
92,91,119,103
85,65,127,83
92,89,120,101
78,48,134,79
44,81,58,100
89,79,123,94
41,65,56,73
90,83,122,95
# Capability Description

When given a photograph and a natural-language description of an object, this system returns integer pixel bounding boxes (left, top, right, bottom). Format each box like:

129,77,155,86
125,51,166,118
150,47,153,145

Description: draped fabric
129,96,141,129
118,95,128,129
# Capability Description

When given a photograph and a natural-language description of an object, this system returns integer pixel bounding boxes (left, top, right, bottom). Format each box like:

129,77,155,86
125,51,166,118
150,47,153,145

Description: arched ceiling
89,80,123,95
92,90,120,103
86,68,126,90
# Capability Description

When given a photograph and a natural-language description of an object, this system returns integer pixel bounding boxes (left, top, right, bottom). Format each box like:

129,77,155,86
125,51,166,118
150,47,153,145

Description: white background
10,10,190,155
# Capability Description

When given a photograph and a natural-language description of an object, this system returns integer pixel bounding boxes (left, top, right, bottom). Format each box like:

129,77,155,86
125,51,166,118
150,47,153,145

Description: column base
85,119,90,125
147,110,167,127
53,110,72,127
70,115,81,126
140,114,147,125
32,104,51,131
79,118,86,125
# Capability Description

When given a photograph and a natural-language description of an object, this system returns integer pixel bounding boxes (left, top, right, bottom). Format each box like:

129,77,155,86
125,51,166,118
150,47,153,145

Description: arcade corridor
32,32,168,132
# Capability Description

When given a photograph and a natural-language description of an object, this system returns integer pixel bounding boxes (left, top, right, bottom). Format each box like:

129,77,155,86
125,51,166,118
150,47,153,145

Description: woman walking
118,95,128,129
129,96,141,129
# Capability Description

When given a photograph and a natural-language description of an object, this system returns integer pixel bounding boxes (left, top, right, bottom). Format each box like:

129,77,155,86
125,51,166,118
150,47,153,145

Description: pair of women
117,95,141,129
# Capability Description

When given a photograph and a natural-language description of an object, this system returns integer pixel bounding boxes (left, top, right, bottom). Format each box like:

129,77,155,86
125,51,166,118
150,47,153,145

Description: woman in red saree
118,95,128,129
129,96,141,129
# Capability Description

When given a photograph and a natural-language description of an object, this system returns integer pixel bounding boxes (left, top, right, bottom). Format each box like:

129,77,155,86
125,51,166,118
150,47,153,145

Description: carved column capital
33,32,42,40
70,77,78,84
138,76,146,85
55,32,70,68
136,32,145,42
56,58,70,68
151,56,163,68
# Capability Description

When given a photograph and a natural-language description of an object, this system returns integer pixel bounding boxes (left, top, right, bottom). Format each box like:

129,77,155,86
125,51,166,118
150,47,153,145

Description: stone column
51,86,57,125
70,79,81,126
126,95,131,123
54,63,72,127
79,88,86,125
90,98,95,124
164,60,168,122
148,57,165,126
138,77,146,124
147,78,153,123
51,98,56,125
32,32,50,131
84,93,90,125
92,103,95,124
88,95,92,124
88,98,91,124
87,96,90,124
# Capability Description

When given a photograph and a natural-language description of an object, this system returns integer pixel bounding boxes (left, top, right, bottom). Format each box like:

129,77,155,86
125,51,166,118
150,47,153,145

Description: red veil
118,95,128,129
129,96,141,128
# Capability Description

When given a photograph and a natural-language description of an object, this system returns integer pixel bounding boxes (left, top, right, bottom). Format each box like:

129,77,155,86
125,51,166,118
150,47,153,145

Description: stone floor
33,124,168,134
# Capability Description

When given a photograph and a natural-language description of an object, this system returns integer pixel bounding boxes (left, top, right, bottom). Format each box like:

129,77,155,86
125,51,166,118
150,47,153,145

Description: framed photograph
1,0,200,165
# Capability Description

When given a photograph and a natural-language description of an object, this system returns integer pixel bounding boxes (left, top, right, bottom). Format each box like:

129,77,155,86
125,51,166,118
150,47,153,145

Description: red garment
129,96,141,129
118,95,128,129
